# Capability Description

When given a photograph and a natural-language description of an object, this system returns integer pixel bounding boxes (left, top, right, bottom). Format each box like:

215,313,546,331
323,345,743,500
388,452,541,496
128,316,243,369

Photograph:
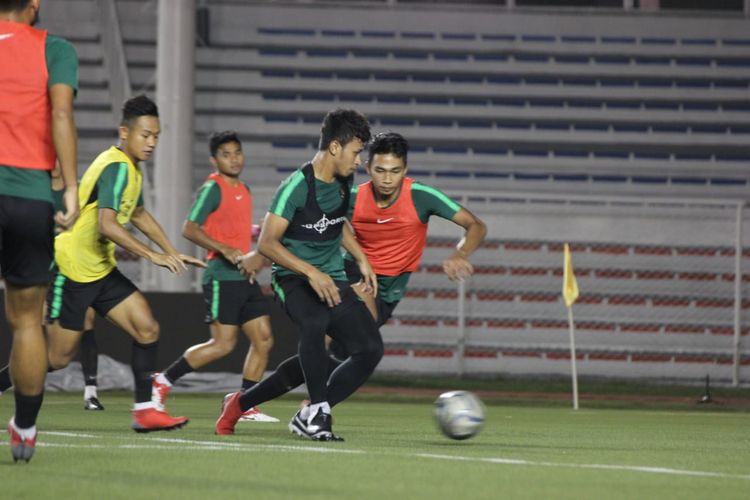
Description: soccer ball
433,390,485,440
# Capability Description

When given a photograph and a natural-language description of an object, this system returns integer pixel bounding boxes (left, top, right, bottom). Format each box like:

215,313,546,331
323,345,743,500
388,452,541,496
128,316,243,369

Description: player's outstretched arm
342,223,377,297
258,212,341,307
442,207,487,281
99,207,167,264
183,220,244,264
50,83,79,229
129,207,206,272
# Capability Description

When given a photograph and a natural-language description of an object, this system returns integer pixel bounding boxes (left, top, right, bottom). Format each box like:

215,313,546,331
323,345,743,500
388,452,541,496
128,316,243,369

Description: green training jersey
269,169,352,280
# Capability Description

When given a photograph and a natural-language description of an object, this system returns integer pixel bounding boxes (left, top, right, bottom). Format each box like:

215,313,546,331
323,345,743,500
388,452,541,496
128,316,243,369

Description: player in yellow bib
45,95,204,432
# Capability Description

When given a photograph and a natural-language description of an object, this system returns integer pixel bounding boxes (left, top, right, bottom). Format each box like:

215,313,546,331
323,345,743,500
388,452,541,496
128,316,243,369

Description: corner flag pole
563,244,580,410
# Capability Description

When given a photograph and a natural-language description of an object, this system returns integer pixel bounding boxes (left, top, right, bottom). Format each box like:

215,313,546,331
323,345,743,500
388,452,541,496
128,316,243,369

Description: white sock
308,402,331,422
133,401,157,411
10,418,37,440
300,405,310,421
155,373,171,387
84,385,98,400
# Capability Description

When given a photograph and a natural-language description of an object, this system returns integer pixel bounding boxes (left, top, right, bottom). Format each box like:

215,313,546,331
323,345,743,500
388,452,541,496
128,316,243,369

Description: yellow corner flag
562,243,580,307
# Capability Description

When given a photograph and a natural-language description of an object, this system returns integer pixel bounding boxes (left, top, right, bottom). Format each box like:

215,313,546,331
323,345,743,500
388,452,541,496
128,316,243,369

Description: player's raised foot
151,373,171,409
289,408,343,442
8,419,36,463
131,407,188,433
239,406,280,423
84,396,105,411
215,391,242,435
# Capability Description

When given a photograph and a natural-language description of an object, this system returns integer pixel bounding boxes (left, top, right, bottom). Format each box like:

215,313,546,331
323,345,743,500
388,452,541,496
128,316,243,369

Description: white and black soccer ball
433,390,485,440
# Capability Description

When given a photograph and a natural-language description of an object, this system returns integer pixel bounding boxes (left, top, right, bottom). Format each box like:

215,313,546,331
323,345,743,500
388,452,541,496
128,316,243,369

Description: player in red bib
153,131,278,422
344,131,487,324
0,0,79,463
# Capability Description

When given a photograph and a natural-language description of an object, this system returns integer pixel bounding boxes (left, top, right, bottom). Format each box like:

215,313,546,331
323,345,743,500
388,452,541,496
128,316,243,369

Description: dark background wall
0,291,299,372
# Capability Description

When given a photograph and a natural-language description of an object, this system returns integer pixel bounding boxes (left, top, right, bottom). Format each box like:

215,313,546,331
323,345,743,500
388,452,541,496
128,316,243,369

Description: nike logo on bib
0,34,14,41
376,218,394,224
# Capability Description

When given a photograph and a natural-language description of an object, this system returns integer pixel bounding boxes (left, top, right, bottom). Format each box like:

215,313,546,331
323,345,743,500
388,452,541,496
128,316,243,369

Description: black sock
80,329,98,386
164,356,193,384
326,311,384,408
238,355,304,411
14,392,44,429
132,341,158,404
0,365,12,392
241,378,256,391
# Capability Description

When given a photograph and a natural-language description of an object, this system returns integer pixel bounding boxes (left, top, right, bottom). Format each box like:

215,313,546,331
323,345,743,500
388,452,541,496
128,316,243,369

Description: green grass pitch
1,391,748,499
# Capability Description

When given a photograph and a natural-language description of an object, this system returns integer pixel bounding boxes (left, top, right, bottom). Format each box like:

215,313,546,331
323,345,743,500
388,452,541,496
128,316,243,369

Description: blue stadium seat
671,177,708,185
480,34,516,42
722,38,750,46
560,36,596,43
553,174,588,182
641,37,676,45
592,175,628,183
514,173,550,180
710,178,747,186
633,176,669,184
681,38,715,45
258,48,297,56
442,33,475,40
601,36,636,44
258,28,314,36
321,30,355,37
474,171,510,179
361,30,395,38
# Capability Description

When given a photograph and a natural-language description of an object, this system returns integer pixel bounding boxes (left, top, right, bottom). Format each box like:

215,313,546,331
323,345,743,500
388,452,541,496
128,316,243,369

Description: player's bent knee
255,334,274,354
48,351,73,370
214,339,236,357
134,321,160,344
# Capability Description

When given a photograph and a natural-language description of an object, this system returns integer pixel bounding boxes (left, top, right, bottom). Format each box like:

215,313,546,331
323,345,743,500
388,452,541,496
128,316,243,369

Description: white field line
43,431,97,438
2,433,364,455
417,453,750,481
8,432,750,481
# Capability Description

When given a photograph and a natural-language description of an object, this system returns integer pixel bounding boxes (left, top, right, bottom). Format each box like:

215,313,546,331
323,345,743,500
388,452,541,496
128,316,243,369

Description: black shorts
203,279,270,325
274,274,380,356
46,267,138,331
0,195,54,286
343,257,399,328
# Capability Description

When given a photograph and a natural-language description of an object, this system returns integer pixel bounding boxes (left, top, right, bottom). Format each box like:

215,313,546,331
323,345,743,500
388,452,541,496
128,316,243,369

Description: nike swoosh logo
376,218,394,224
235,195,243,200
0,34,14,41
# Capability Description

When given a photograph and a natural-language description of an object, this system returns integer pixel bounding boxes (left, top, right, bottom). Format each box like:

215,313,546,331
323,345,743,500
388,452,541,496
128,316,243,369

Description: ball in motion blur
433,390,485,440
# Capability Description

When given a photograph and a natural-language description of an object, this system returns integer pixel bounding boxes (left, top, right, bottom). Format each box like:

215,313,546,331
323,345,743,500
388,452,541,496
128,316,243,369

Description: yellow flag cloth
562,243,580,307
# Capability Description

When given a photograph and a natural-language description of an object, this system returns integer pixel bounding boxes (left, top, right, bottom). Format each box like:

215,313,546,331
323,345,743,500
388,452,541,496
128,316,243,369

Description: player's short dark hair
368,132,409,165
209,130,242,157
318,109,371,151
0,0,31,12
120,95,159,127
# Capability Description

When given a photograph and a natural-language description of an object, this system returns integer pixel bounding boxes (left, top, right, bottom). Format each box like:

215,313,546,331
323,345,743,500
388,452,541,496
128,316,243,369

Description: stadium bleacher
36,0,750,380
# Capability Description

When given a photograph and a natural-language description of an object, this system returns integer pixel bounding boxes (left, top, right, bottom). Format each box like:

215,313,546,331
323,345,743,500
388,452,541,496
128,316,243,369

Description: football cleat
131,407,188,433
151,374,171,409
8,419,36,463
289,408,343,442
84,396,105,411
215,392,243,435
239,406,280,423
